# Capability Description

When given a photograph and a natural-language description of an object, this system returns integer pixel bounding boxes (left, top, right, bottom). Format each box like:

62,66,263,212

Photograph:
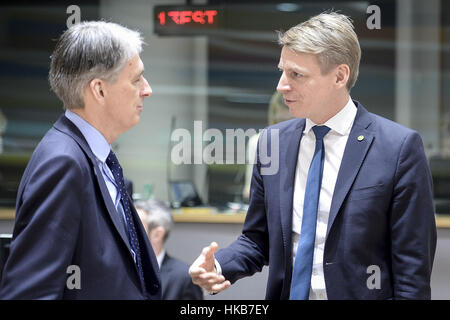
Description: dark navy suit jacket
215,101,437,300
0,115,161,299
160,253,203,300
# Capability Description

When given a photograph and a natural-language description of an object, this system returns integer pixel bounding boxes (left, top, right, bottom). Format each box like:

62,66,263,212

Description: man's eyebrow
135,69,144,78
281,64,308,74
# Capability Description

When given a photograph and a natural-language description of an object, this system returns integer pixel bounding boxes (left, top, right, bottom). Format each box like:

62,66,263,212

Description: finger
199,271,223,278
206,277,225,285
202,279,227,292
206,242,218,258
211,280,231,293
201,242,218,261
193,277,221,290
194,273,224,287
199,272,225,282
189,266,206,277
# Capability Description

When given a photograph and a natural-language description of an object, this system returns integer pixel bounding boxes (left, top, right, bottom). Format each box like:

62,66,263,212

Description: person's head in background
276,11,361,124
135,199,173,256
242,91,292,201
49,21,152,143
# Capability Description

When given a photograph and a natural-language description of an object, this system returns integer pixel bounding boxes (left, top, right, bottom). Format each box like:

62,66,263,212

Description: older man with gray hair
0,21,161,299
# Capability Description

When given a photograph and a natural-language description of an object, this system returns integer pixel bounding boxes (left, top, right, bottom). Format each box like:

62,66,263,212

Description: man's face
276,46,337,123
103,54,151,135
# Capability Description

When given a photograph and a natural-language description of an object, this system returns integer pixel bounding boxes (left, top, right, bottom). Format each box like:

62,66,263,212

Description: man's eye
293,72,302,78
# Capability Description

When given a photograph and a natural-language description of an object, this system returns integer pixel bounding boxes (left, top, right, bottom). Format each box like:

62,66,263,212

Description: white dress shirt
156,249,166,269
291,97,357,299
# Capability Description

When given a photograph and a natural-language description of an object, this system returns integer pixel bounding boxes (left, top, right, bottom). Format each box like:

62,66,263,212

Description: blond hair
278,11,361,91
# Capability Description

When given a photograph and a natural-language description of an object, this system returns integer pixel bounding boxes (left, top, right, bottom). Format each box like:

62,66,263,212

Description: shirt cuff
214,258,222,275
207,259,223,295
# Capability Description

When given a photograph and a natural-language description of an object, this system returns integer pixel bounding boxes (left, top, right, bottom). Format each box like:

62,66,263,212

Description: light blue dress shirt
64,110,136,262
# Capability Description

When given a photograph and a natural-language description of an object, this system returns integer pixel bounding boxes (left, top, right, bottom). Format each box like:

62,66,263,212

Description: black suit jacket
0,115,161,299
160,253,203,300
216,101,437,299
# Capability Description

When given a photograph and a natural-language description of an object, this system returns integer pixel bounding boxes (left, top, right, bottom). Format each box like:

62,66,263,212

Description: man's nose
141,77,152,97
276,72,290,93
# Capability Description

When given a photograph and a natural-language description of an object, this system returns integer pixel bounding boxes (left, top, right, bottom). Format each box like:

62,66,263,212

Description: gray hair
278,11,361,91
135,199,173,242
49,21,144,109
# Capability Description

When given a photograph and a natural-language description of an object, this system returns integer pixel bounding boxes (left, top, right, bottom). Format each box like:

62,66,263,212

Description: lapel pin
357,135,364,141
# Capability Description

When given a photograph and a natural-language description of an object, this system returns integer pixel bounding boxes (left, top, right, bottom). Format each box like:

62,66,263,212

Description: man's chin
289,108,307,119
124,117,141,132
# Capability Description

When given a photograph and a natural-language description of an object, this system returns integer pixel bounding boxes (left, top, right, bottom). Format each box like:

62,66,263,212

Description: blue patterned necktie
290,125,331,300
106,150,146,293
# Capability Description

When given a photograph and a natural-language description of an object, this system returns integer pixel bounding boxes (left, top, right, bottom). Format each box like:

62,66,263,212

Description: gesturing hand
188,242,231,294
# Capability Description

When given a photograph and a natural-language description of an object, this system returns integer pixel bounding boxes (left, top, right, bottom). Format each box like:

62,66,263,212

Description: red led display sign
157,10,218,25
154,5,221,36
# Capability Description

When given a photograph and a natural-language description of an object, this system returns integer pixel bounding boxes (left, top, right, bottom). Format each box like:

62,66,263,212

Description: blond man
190,12,436,300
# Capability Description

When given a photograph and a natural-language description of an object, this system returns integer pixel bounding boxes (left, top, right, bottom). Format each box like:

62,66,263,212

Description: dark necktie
106,150,146,293
290,125,331,300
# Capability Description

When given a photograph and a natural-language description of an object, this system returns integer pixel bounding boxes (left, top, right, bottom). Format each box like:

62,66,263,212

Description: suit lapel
326,102,374,238
53,115,133,254
161,254,172,273
93,165,133,253
131,197,161,273
279,119,305,259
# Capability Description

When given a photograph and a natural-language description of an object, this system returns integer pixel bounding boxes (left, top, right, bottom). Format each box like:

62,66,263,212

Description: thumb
203,242,218,261
199,242,218,271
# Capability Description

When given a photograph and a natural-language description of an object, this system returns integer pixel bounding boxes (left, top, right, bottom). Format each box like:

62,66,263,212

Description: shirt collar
156,249,166,268
65,109,111,163
304,97,357,136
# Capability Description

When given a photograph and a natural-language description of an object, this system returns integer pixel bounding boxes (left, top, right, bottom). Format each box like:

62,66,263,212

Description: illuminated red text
157,10,218,25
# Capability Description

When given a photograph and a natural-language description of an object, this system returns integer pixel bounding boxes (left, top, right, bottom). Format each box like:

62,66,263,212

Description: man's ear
334,64,350,89
88,78,106,103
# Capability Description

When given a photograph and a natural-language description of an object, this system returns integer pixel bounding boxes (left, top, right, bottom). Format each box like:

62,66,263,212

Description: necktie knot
312,125,330,141
106,151,125,185
106,151,120,173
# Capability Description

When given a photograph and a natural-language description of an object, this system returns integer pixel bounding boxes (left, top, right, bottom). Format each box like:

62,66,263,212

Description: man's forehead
136,58,145,74
278,49,318,71
136,56,144,69
130,55,144,68
279,48,298,65
278,57,303,70
124,55,144,75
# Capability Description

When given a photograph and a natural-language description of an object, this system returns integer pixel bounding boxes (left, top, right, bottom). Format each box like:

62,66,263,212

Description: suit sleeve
215,132,270,283
390,131,437,299
0,154,84,299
